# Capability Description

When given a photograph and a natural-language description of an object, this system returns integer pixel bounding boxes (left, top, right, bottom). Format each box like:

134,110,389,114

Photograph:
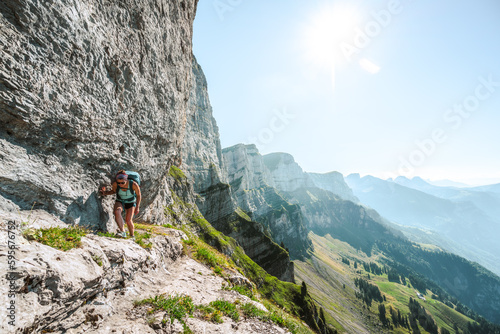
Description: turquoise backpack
125,171,141,186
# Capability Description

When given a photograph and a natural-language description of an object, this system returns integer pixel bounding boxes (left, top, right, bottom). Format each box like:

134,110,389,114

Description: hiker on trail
99,170,141,239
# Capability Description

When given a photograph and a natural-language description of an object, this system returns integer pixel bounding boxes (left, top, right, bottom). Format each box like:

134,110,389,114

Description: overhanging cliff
0,0,198,229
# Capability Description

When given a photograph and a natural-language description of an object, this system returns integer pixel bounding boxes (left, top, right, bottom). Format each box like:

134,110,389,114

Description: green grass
196,304,227,323
134,223,155,233
196,247,219,267
25,226,87,251
231,285,255,300
92,255,103,267
375,273,473,333
97,231,119,238
210,300,240,322
235,207,251,221
135,294,194,333
182,239,195,246
213,266,223,275
134,231,152,249
241,303,267,318
169,166,186,180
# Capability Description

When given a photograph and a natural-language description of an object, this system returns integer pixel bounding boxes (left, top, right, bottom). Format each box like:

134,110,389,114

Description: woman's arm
133,182,141,214
100,182,118,196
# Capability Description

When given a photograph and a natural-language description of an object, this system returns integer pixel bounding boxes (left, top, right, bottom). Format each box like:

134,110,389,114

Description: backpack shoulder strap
129,180,136,196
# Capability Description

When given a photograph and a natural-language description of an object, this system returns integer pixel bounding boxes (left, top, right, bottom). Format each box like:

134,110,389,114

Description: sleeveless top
116,181,136,204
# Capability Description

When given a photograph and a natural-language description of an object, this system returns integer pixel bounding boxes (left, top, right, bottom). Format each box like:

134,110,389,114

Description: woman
100,170,141,238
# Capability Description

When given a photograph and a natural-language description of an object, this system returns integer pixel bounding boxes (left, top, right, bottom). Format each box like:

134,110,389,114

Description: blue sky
193,0,500,185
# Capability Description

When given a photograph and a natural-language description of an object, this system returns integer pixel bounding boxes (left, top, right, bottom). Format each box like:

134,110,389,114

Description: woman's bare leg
125,207,135,237
114,202,125,232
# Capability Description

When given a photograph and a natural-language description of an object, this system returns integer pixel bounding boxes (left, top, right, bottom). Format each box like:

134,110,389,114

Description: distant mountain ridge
425,179,472,188
347,174,500,276
393,176,500,219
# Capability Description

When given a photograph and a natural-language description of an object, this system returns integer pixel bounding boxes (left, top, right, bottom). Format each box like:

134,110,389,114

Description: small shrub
232,286,255,300
136,294,194,331
183,239,195,246
92,255,103,267
196,247,219,267
210,300,240,322
213,266,223,276
241,303,267,318
169,166,186,180
267,310,287,328
196,304,224,323
26,226,87,251
135,231,152,249
211,310,223,323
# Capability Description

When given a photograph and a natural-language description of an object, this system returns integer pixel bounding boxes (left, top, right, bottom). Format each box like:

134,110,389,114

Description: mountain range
345,174,500,276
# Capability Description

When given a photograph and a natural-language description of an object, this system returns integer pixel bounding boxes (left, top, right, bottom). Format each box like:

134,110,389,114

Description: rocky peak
222,144,275,191
307,171,359,203
262,153,314,192
222,146,313,260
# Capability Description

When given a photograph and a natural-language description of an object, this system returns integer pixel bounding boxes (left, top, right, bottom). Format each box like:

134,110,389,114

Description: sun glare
301,3,362,70
359,58,380,74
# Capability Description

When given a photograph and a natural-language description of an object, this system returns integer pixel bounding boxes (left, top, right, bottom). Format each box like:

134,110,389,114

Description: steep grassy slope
295,233,478,334
165,169,336,334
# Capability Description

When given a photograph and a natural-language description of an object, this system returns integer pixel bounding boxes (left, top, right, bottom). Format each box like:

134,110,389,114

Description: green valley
296,232,478,334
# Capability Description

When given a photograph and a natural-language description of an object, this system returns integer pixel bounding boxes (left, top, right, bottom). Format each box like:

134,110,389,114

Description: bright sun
301,3,362,70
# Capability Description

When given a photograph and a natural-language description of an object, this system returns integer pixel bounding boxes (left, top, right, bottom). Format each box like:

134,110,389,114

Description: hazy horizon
193,0,500,185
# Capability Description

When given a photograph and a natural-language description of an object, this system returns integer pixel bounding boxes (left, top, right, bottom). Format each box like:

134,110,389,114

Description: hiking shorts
116,201,136,210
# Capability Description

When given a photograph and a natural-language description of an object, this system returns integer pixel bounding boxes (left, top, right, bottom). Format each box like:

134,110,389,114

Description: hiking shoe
116,231,127,238
130,236,136,241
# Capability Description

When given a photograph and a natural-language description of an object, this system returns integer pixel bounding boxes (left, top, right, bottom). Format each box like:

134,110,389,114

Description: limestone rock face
181,57,236,223
0,221,184,333
223,144,312,260
224,144,275,191
223,144,274,212
0,0,199,228
262,153,315,193
181,75,295,280
308,171,359,203
0,219,288,333
182,57,226,192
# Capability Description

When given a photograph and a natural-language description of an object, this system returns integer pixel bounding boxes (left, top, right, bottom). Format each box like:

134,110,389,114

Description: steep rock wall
223,144,312,260
181,66,294,281
181,57,236,223
262,153,315,193
0,0,198,229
